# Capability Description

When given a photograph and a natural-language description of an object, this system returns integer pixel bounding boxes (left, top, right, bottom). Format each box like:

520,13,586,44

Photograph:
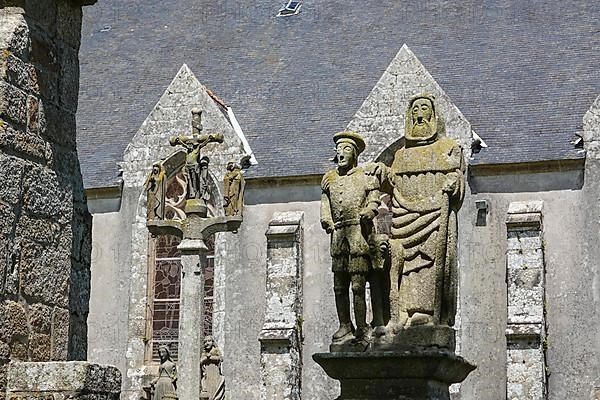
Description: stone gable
346,44,474,164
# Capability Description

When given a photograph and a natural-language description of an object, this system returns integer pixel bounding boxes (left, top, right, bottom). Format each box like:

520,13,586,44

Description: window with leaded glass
148,234,215,362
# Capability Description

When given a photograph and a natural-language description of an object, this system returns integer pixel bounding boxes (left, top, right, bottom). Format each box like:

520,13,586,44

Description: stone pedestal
336,325,455,353
6,361,121,400
313,350,475,400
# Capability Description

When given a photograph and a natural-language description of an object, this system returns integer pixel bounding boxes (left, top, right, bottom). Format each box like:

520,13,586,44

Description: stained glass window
149,234,215,362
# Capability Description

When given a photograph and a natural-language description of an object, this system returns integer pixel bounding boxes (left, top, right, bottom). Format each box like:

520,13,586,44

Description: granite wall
0,0,95,393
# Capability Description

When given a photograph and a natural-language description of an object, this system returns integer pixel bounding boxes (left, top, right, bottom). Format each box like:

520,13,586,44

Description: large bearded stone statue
368,93,465,337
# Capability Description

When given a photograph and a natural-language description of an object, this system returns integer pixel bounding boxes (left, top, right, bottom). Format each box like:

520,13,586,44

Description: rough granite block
7,361,121,395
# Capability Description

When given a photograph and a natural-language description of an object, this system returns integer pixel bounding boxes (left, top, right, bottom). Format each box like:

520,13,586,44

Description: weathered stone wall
89,166,596,399
464,168,595,400
582,95,600,400
87,211,129,374
0,0,94,393
225,187,337,400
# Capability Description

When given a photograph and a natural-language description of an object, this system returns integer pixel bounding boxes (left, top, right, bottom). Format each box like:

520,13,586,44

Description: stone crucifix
169,108,224,214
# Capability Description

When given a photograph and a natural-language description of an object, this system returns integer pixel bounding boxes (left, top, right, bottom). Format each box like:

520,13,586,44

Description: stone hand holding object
321,219,334,234
359,207,377,221
363,161,387,177
442,172,459,195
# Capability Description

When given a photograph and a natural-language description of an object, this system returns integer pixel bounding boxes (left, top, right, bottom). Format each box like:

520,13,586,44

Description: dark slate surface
77,0,598,189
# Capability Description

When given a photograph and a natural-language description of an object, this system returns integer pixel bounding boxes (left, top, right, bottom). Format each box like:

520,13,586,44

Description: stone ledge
507,201,544,215
506,213,542,230
506,201,543,230
506,323,543,340
7,361,121,393
371,325,456,353
265,224,299,237
268,211,304,226
266,211,304,237
258,327,299,345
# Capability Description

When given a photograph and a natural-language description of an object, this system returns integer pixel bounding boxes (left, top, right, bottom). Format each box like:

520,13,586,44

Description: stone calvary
314,94,476,400
144,108,244,400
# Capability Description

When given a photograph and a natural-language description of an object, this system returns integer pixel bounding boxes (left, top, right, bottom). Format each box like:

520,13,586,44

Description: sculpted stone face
204,337,214,351
336,142,357,170
407,97,437,142
159,347,168,362
412,98,433,124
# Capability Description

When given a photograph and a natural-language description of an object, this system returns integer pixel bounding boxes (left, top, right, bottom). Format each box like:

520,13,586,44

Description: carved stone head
227,161,240,172
405,93,444,144
200,156,210,168
332,131,366,170
158,345,172,363
203,335,215,351
192,107,203,135
369,233,390,271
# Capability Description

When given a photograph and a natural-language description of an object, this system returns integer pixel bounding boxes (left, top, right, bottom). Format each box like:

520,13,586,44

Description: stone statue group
149,336,225,400
145,108,245,223
321,94,465,349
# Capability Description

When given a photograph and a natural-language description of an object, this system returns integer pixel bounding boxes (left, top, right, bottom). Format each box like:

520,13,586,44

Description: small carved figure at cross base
149,346,177,400
200,336,225,400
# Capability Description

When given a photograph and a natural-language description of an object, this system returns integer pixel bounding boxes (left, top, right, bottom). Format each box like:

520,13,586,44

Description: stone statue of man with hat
320,131,381,343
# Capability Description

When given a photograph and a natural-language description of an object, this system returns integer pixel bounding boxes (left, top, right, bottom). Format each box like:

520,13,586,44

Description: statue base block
313,350,475,400
329,325,455,353
185,199,208,217
374,325,456,352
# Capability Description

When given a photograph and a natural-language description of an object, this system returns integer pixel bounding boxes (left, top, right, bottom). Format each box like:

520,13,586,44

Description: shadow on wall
245,179,321,205
469,169,584,194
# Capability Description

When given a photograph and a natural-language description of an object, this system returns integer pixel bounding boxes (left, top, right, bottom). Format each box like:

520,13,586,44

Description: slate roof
77,0,599,189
